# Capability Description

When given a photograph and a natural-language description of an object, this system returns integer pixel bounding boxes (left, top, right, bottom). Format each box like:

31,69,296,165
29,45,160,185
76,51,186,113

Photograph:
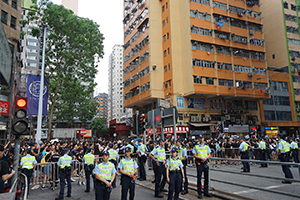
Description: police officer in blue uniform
94,151,117,200
258,137,268,168
20,149,37,196
55,148,72,200
239,136,250,172
118,147,138,200
83,147,95,192
136,139,148,181
108,143,119,188
290,138,299,164
166,147,185,200
174,138,188,195
277,133,294,184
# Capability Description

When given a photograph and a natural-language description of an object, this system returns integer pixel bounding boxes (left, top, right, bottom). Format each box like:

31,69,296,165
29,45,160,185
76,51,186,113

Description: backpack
41,153,50,167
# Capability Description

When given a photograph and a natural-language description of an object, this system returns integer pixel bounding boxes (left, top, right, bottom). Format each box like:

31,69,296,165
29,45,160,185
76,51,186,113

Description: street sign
147,108,161,126
134,139,139,148
0,100,9,115
81,129,87,136
157,99,171,109
163,107,178,126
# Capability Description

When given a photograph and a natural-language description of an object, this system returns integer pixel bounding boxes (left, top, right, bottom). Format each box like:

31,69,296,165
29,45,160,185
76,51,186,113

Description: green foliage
90,118,109,137
22,0,104,140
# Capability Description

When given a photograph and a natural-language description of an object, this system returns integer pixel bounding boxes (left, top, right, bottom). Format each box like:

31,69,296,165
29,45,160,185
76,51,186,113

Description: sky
52,0,124,95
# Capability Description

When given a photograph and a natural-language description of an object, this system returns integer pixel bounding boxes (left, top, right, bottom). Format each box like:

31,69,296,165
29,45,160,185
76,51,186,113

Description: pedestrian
258,138,268,168
20,148,36,196
119,147,138,200
137,139,147,181
0,145,15,193
149,139,167,198
55,148,72,200
239,136,250,173
277,133,293,184
83,147,95,192
94,151,117,200
50,147,61,190
192,135,212,199
290,138,299,164
166,147,185,200
108,143,119,188
174,139,188,195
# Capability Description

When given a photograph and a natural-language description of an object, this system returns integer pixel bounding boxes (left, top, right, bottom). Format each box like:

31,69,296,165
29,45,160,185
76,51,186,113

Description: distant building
95,93,108,121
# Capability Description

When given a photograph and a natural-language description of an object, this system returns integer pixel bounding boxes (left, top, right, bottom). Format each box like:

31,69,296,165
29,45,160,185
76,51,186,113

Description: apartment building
95,93,109,121
260,0,300,136
123,0,270,137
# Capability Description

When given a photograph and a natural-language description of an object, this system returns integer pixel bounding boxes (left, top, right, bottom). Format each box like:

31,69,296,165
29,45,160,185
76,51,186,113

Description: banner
209,99,223,110
26,75,48,115
187,98,206,109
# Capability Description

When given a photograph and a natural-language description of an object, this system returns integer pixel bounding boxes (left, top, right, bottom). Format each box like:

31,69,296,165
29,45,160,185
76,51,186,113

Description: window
191,26,212,36
285,14,297,22
166,17,168,24
12,0,17,9
166,2,168,9
168,63,170,70
249,24,262,32
190,0,210,6
234,65,251,73
271,81,288,92
284,1,288,9
1,10,8,24
190,10,211,21
232,34,248,44
245,101,257,110
162,20,165,27
2,0,8,4
194,76,202,84
162,5,165,12
217,62,232,70
263,96,290,106
254,82,268,89
219,79,233,86
291,4,297,11
164,66,167,72
265,111,292,121
192,42,214,52
28,63,37,67
213,1,227,10
206,77,214,85
216,46,231,55
27,56,36,60
231,20,246,29
167,32,169,39
234,100,243,109
193,59,215,68
272,54,275,59
286,26,299,34
163,35,166,42
10,16,17,29
167,48,170,54
164,50,167,57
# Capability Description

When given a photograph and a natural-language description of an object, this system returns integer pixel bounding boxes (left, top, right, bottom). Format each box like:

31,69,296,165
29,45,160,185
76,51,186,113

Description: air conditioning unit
248,120,253,125
297,108,300,112
225,115,231,120
265,89,270,94
222,109,228,114
194,10,199,14
235,110,240,114
241,119,245,124
221,116,226,121
236,119,241,124
292,68,297,73
202,117,207,122
208,117,212,121
238,12,243,17
231,117,236,122
249,31,254,35
184,113,189,117
240,110,245,114
253,116,258,123
291,57,296,61
248,73,253,77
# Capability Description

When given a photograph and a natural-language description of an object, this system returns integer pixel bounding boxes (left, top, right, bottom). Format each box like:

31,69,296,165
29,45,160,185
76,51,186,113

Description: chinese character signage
208,99,223,110
187,98,206,109
0,100,9,115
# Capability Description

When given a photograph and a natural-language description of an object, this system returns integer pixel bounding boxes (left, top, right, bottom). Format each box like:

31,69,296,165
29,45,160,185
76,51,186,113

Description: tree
89,118,109,137
21,0,104,140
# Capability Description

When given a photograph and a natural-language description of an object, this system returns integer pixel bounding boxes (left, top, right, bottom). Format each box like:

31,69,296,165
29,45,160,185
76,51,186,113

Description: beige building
62,0,78,15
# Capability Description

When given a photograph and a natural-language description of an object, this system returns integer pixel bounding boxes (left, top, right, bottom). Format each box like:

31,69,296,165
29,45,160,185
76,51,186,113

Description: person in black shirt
0,145,15,193
51,148,61,190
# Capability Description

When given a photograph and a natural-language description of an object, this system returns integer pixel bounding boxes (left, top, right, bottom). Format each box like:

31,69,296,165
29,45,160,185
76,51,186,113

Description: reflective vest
21,156,35,169
259,141,266,150
126,144,134,153
140,144,146,153
278,140,290,153
156,147,165,161
109,149,118,160
60,155,72,168
291,141,298,149
84,154,95,165
121,158,135,173
195,144,209,158
98,162,114,180
153,146,159,160
169,157,181,171
241,142,249,152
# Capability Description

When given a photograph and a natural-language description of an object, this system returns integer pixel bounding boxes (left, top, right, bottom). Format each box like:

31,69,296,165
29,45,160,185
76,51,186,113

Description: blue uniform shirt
150,146,166,162
82,153,95,162
94,161,117,180
137,144,148,152
57,154,71,166
20,154,37,165
108,149,119,159
118,157,138,169
192,144,211,154
166,157,184,168
278,139,284,153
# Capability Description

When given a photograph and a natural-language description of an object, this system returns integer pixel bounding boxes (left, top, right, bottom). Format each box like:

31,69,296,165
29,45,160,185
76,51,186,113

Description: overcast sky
52,0,124,95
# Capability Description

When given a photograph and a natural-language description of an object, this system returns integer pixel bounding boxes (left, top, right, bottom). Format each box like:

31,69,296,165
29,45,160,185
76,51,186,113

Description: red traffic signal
16,98,27,108
139,116,145,121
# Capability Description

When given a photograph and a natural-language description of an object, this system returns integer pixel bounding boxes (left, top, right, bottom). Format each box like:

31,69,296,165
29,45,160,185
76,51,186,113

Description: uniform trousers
196,161,209,196
85,167,94,191
121,175,135,200
279,154,294,179
155,163,167,195
95,181,111,200
292,150,299,163
241,152,250,172
168,171,181,200
138,156,146,180
259,150,268,167
22,170,32,195
181,164,188,192
59,171,71,199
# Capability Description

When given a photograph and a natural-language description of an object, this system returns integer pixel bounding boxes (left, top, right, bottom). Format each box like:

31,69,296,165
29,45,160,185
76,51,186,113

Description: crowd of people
0,133,298,199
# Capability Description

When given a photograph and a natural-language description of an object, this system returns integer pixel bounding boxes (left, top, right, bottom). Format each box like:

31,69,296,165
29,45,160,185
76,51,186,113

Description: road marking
233,183,300,195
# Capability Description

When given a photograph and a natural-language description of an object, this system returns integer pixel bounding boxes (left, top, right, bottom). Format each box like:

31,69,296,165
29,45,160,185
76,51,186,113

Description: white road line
233,183,300,195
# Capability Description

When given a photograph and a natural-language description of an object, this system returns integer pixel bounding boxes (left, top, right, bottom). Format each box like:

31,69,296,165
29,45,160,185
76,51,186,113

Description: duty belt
169,170,180,174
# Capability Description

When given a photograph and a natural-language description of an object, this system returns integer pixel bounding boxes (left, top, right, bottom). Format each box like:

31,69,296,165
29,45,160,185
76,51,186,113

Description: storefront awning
189,123,215,127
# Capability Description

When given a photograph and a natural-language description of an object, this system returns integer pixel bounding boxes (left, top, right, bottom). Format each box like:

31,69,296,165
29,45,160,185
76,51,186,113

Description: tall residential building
62,0,78,15
260,0,300,136
123,0,269,137
95,93,109,121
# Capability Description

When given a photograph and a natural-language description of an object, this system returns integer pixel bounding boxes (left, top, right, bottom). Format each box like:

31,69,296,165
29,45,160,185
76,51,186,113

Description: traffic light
76,130,80,134
132,114,137,134
217,122,223,133
12,97,28,135
138,114,146,134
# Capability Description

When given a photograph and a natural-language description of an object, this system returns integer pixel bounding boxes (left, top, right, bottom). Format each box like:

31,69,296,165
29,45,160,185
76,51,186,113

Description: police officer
83,147,95,192
290,138,299,164
108,143,119,188
151,140,158,184
55,148,72,200
20,149,37,196
124,139,134,154
150,139,167,198
277,133,294,184
94,151,117,200
258,137,268,168
239,136,250,173
166,147,185,200
118,147,138,200
174,139,188,195
193,135,212,199
137,139,147,181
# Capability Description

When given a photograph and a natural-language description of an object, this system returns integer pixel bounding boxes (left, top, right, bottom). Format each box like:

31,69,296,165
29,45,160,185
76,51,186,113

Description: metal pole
271,76,279,133
30,80,33,142
12,135,20,183
173,107,177,139
36,25,47,144
136,110,139,137
152,109,155,141
161,109,164,140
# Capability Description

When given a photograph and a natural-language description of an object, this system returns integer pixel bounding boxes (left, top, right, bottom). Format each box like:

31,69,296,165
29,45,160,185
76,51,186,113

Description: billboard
208,99,223,110
0,23,12,87
187,98,206,109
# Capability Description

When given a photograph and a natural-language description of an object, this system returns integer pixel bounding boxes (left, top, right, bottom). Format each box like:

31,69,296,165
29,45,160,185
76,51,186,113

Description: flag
26,75,48,115
216,21,224,27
